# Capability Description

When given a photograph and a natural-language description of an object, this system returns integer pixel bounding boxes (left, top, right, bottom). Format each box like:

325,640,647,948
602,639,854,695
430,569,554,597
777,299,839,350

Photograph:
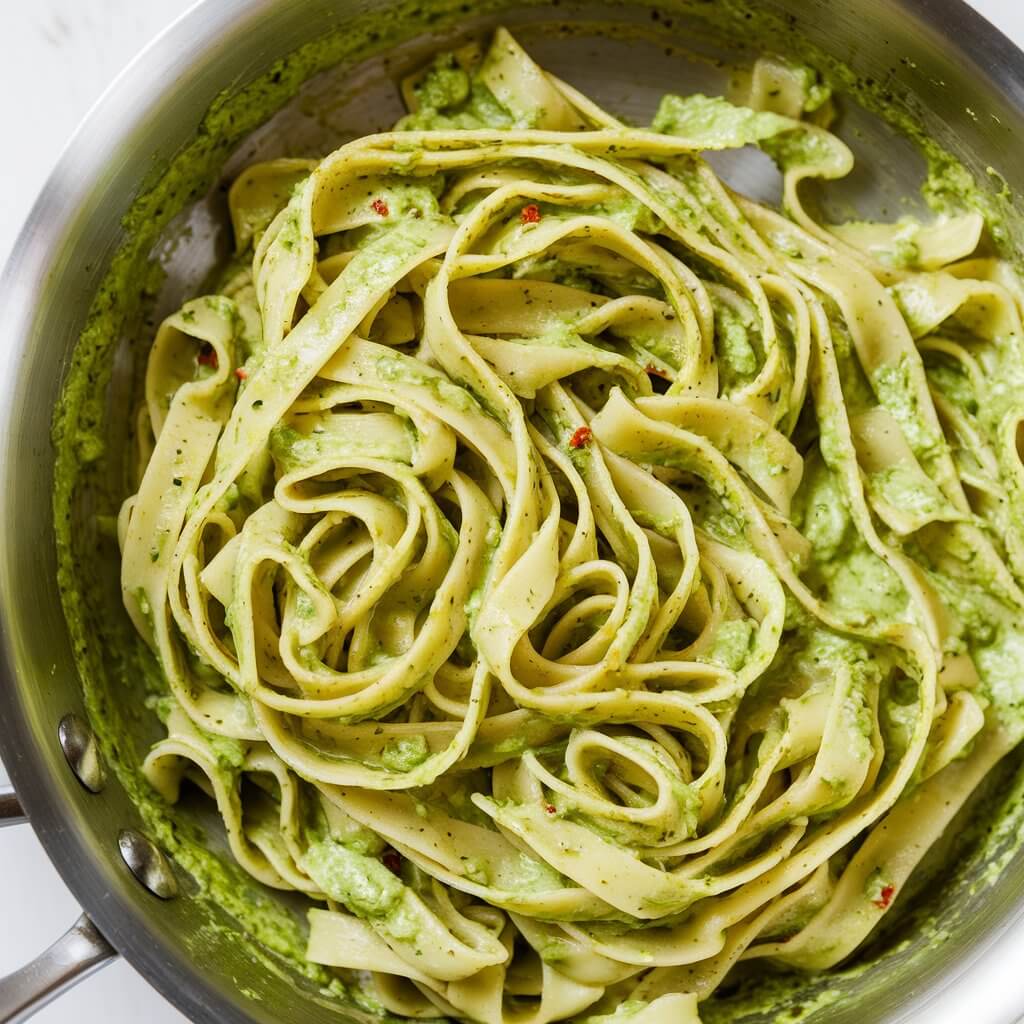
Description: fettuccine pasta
120,30,1024,1023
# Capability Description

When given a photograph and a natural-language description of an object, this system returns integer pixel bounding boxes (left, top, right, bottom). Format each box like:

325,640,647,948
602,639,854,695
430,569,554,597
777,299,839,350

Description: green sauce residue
50,1,1024,1022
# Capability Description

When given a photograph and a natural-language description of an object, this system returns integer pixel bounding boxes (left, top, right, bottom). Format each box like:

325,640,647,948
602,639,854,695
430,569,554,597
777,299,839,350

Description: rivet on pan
58,713,106,793
118,829,179,899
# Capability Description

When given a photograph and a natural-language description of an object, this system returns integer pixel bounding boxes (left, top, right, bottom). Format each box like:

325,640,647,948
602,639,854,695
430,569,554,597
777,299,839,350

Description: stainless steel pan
4,1,1024,1021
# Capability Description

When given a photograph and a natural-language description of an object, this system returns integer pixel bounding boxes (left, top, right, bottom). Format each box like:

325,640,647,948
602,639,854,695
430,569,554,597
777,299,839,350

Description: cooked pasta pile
119,29,1024,1024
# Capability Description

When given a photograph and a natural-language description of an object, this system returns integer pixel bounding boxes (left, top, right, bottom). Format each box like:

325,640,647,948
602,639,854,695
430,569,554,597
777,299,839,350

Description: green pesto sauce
651,93,792,148
303,840,432,953
304,839,407,919
50,1,1024,1022
715,302,760,388
380,734,431,772
702,618,755,671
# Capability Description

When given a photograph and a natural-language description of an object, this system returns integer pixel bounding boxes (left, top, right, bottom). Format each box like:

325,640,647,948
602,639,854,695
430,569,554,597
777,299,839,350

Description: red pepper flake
371,198,390,217
873,884,895,910
520,203,541,224
196,344,218,369
381,849,403,876
645,363,669,379
544,804,557,815
234,367,248,380
569,426,593,450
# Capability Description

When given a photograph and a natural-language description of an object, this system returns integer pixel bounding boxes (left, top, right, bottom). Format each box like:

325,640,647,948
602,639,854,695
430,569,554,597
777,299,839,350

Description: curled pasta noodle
121,29,1024,1022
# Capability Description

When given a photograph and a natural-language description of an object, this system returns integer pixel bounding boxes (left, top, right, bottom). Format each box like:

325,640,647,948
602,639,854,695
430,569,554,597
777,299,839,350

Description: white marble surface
1,0,1023,1021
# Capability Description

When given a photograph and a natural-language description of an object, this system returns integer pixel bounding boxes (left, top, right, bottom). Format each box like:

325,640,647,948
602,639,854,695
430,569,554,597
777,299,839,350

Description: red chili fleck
234,367,248,380
371,198,390,217
645,363,669,379
873,884,896,909
569,426,593,450
520,203,542,224
544,804,557,815
196,344,218,369
381,849,403,876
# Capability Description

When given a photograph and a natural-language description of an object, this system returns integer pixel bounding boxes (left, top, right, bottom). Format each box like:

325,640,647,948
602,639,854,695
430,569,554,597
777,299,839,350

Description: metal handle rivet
117,829,179,899
58,713,106,793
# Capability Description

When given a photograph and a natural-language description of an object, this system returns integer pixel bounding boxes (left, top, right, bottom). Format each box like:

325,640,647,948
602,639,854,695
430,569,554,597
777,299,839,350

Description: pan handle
0,779,118,1021
0,914,117,1024
0,782,27,828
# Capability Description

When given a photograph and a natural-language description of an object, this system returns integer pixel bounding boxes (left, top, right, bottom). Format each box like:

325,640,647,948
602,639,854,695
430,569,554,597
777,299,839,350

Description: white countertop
1,1,1022,1020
